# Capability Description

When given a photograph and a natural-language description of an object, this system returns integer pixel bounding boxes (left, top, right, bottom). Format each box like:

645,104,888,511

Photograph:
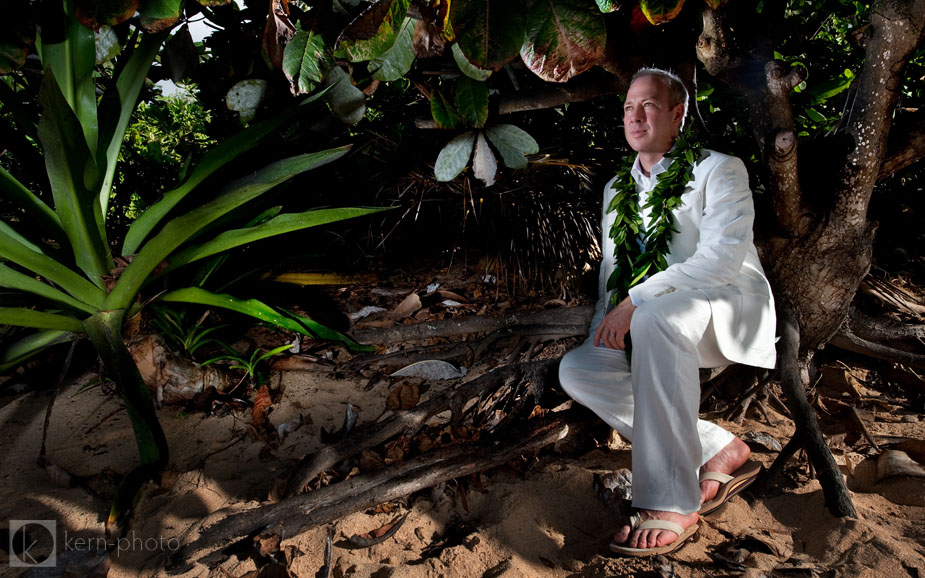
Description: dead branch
353,306,594,345
164,413,577,574
282,360,558,498
859,276,925,316
773,312,857,517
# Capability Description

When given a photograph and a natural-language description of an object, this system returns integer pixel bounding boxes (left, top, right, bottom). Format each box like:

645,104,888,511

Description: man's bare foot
699,437,751,504
612,509,699,549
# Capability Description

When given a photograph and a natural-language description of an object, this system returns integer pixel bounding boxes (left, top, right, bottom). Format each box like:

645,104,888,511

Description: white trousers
558,289,735,514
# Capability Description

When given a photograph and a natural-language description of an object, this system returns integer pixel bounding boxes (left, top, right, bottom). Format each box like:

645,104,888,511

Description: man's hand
594,296,637,349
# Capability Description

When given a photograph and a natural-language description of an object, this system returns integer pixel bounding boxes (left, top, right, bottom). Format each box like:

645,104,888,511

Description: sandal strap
699,471,733,483
635,519,685,536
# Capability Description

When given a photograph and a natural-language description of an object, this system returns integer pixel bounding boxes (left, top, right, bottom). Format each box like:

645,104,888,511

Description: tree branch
837,0,925,228
878,109,925,179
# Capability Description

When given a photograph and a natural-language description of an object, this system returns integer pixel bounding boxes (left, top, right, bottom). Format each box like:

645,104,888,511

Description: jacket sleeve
628,154,755,305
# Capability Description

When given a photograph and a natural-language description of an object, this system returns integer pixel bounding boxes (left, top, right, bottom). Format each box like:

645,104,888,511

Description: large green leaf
0,307,84,331
484,124,538,169
450,0,526,71
158,287,374,352
455,76,489,128
334,0,411,62
521,0,606,82
108,147,351,310
138,0,183,33
41,4,99,157
369,17,415,82
325,66,366,125
0,166,66,243
283,27,332,96
0,228,106,308
97,29,169,217
121,93,329,255
639,0,687,25
431,89,462,129
38,70,112,283
164,207,390,271
0,263,98,315
0,329,79,373
434,131,476,182
452,43,492,81
74,0,138,29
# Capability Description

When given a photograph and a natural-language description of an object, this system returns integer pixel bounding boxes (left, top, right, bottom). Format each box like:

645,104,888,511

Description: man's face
623,75,685,156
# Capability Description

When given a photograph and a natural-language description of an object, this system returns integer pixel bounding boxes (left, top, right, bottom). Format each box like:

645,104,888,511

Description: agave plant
0,1,383,529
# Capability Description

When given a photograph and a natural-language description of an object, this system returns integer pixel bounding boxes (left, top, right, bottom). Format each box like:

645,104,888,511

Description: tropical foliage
0,0,385,528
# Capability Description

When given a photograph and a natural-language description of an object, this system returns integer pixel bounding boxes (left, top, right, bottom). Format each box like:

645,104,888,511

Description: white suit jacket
593,149,777,369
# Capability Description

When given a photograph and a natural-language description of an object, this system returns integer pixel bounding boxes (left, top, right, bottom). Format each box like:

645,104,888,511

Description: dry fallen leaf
390,292,422,320
252,385,272,426
386,383,420,411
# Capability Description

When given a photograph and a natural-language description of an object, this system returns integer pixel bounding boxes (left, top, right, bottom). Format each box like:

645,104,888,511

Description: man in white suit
558,68,777,556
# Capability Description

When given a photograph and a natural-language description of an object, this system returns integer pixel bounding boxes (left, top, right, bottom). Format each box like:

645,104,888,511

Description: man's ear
672,103,685,126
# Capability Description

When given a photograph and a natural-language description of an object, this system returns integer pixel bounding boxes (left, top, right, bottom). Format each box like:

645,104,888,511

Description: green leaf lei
606,128,704,305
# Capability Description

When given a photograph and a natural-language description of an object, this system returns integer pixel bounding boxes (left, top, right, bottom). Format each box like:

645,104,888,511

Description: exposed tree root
848,308,925,341
765,312,857,517
830,330,925,371
164,412,578,574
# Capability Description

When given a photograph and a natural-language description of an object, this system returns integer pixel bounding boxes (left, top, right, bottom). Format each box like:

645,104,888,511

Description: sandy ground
1,280,924,577
1,358,924,577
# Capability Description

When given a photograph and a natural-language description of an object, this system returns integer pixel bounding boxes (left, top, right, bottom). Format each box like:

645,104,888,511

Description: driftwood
283,359,559,498
352,306,594,345
165,412,576,573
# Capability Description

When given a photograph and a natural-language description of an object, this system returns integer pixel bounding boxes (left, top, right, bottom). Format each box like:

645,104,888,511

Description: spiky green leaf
434,131,476,182
450,0,527,71
0,307,84,331
0,264,98,315
97,29,168,216
158,287,373,352
165,207,390,270
38,70,111,284
0,228,106,308
0,330,79,373
109,147,351,310
521,0,606,82
122,93,329,255
0,166,66,242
